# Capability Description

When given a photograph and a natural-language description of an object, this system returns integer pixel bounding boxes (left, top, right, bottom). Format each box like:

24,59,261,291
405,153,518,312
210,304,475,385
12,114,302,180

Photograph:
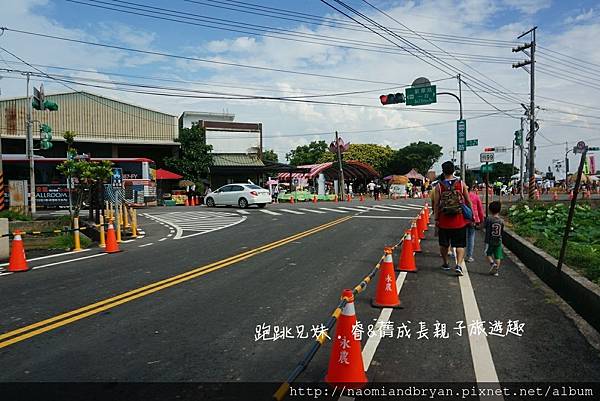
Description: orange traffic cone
8,231,29,272
105,219,121,253
398,230,417,272
411,222,421,253
417,213,426,238
372,247,402,308
325,289,368,388
347,194,351,202
313,195,317,203
424,204,430,225
334,194,338,203
290,196,295,204
190,196,196,206
359,194,364,202
535,189,541,200
184,197,189,206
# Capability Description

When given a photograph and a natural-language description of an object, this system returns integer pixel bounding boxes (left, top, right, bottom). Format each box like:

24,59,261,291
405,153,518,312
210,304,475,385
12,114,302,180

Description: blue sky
2,0,600,173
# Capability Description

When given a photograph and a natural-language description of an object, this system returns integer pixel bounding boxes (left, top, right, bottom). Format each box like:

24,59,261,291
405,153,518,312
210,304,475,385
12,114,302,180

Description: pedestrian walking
484,201,504,276
432,161,473,275
466,182,485,262
367,181,376,198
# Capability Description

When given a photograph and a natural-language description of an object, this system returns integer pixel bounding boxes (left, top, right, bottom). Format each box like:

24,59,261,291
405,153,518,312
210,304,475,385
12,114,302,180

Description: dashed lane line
259,209,282,216
158,238,167,242
318,207,348,213
338,206,369,212
298,208,326,214
138,243,153,248
354,216,415,219
279,209,305,215
1,253,107,277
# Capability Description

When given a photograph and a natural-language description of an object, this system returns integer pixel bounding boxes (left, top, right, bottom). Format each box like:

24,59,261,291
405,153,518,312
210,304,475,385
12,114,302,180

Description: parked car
204,184,271,208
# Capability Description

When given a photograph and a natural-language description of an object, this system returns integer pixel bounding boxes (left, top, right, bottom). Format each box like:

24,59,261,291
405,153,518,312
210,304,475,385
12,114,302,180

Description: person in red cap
432,161,473,275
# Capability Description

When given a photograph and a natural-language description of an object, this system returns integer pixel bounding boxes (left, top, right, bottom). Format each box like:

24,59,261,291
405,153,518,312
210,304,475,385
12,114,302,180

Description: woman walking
466,182,485,262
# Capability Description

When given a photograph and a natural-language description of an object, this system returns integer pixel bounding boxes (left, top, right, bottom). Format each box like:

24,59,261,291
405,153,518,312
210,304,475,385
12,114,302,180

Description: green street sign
405,85,436,106
481,164,493,173
457,119,467,151
466,139,478,147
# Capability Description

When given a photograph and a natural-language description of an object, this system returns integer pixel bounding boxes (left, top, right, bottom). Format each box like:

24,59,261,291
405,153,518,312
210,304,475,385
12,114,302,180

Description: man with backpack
432,161,473,275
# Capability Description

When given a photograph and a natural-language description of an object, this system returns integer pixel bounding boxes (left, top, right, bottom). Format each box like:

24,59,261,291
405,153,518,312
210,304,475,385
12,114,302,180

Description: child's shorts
486,244,504,260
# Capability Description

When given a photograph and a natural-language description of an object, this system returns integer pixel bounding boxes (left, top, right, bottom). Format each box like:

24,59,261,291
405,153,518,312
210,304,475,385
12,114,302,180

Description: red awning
156,168,183,180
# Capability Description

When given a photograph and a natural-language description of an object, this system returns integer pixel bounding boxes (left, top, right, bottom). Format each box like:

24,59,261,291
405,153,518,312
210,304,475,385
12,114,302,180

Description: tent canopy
405,169,425,181
277,160,379,181
156,168,182,180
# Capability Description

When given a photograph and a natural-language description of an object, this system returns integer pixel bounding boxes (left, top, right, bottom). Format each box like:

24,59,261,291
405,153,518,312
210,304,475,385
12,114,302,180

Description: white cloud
565,8,596,25
1,0,599,175
502,0,552,15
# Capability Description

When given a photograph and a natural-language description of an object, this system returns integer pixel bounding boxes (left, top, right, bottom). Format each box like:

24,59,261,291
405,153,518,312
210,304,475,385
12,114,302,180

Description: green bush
0,210,32,221
51,233,91,250
508,202,600,284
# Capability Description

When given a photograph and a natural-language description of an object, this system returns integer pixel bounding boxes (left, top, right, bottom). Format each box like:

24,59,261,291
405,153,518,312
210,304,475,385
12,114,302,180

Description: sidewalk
367,225,600,383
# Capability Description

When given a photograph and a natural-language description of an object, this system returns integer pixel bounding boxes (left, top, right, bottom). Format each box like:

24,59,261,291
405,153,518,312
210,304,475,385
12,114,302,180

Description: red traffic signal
484,147,495,152
380,92,405,105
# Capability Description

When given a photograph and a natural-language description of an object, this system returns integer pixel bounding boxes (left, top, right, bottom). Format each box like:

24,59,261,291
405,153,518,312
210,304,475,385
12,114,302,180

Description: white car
204,184,271,208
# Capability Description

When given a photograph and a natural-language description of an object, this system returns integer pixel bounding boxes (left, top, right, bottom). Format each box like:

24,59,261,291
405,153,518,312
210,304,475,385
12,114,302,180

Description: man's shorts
486,244,504,260
438,226,467,248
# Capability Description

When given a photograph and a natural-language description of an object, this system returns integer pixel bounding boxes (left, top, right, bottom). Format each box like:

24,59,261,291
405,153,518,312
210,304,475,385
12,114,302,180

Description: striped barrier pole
131,209,138,238
73,216,82,252
99,215,106,248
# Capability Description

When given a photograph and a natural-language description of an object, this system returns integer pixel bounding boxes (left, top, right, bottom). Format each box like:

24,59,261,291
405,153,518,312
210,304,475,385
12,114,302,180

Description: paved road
0,199,599,400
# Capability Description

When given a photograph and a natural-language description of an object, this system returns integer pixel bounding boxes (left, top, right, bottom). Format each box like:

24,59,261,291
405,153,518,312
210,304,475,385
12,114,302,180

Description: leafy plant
508,202,600,284
0,210,33,221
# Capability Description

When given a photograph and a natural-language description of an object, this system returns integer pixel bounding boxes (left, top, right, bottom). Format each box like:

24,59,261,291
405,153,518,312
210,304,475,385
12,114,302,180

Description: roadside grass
508,202,600,285
0,210,32,221
51,233,91,250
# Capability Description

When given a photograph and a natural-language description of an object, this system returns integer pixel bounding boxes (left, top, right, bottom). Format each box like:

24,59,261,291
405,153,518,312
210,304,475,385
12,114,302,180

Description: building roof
180,111,235,121
277,160,379,180
212,153,265,167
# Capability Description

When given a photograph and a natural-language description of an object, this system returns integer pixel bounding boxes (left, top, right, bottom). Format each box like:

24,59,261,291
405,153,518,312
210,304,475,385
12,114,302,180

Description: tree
57,158,113,219
262,149,279,163
165,123,213,188
385,141,443,176
317,143,394,174
286,141,328,166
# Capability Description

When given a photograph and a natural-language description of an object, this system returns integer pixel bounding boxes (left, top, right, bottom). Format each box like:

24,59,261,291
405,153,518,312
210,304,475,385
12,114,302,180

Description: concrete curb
503,227,600,333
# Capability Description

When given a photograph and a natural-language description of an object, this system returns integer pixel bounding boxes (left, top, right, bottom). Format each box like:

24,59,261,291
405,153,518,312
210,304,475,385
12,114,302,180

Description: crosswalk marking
338,206,367,212
236,209,250,215
370,205,406,211
260,209,282,216
299,208,326,214
279,209,305,215
318,207,348,213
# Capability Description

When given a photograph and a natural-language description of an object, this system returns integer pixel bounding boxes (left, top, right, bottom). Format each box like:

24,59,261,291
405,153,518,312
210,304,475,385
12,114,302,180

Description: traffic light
379,92,405,105
32,85,59,111
514,129,523,146
484,147,495,152
39,124,53,150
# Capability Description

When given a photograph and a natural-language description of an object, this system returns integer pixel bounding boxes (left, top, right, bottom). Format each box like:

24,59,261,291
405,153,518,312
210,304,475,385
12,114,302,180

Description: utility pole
335,131,345,201
519,117,525,199
458,74,465,181
513,27,537,200
511,139,515,180
26,73,36,215
565,141,569,183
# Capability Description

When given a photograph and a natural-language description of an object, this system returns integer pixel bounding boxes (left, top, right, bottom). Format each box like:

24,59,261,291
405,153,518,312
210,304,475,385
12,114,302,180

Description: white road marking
298,208,326,214
236,210,250,215
318,207,348,213
395,204,424,210
279,209,305,215
407,203,427,208
362,272,407,369
338,207,366,212
30,253,107,271
137,236,145,239
120,239,135,243
458,261,503,393
0,248,92,267
369,205,407,211
354,216,415,219
158,238,167,242
139,243,154,248
259,209,282,216
144,211,246,240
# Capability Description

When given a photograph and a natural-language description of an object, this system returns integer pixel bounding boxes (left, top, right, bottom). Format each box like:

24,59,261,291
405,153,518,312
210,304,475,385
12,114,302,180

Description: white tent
510,173,543,180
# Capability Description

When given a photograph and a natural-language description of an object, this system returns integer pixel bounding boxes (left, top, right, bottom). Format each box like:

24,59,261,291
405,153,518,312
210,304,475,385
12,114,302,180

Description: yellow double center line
0,216,353,349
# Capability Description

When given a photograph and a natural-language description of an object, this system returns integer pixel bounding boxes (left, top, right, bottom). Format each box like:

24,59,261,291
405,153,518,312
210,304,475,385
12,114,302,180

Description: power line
64,0,518,64
0,27,454,87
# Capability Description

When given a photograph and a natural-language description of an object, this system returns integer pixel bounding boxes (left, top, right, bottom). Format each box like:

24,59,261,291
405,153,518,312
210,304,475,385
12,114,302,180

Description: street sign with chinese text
405,85,436,106
466,139,478,147
457,119,467,151
480,152,494,163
